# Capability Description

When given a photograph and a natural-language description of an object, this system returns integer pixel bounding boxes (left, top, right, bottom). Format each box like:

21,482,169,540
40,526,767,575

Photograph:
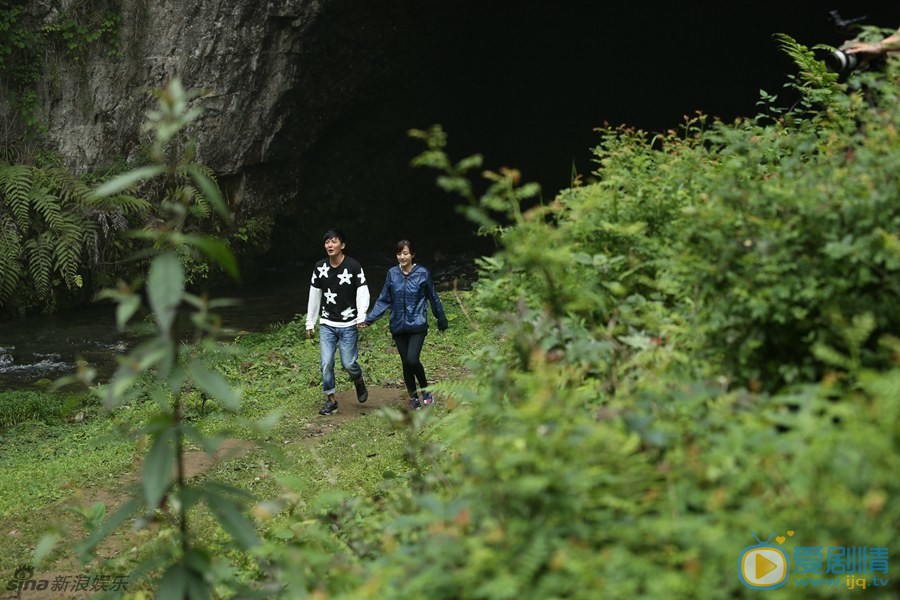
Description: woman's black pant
393,331,428,397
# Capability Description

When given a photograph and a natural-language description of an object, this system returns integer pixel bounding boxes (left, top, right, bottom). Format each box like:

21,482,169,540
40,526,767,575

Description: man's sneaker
319,399,338,415
406,396,421,411
355,378,368,403
422,391,435,407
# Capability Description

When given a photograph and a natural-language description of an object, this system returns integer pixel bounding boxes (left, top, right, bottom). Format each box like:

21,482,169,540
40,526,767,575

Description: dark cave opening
261,0,900,269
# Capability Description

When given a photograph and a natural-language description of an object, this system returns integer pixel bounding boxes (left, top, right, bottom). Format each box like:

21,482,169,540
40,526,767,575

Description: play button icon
756,553,777,579
739,545,789,589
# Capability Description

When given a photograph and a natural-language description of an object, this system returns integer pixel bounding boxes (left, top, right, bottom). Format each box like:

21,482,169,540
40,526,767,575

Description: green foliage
0,2,122,152
0,4,257,313
251,39,900,599
0,162,91,311
0,85,235,316
0,4,43,144
5,28,898,600
0,159,153,315
418,39,900,393
40,7,121,65
57,79,257,598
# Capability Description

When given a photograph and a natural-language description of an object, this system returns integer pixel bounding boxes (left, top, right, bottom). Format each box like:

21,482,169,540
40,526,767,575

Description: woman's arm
365,273,393,325
425,270,449,330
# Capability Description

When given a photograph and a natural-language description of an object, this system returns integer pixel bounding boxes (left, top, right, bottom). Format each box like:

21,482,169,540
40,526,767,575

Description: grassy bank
0,288,481,586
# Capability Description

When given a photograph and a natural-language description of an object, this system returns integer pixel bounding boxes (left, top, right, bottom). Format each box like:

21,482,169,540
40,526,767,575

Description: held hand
357,322,368,329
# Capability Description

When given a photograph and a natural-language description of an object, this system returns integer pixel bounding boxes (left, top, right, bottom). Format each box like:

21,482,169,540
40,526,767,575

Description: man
305,228,370,415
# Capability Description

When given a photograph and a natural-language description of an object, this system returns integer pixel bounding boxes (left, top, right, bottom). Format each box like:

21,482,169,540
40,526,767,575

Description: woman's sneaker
406,396,422,411
422,391,435,407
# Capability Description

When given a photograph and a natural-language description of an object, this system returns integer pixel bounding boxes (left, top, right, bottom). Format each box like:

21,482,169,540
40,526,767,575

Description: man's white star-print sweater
305,256,370,330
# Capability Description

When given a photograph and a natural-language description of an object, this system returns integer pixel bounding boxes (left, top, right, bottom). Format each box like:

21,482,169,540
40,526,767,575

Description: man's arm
306,287,322,336
356,283,371,325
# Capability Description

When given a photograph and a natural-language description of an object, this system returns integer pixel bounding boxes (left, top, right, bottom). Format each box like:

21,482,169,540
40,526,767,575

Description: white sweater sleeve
356,284,370,324
306,286,322,330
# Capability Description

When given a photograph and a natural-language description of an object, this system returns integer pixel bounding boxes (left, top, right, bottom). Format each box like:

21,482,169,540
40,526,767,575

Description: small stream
0,249,481,391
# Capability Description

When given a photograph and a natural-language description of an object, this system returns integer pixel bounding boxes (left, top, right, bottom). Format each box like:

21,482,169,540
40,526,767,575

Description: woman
363,240,448,410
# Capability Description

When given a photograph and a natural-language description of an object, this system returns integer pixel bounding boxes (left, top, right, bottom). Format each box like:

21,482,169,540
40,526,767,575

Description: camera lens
826,49,859,73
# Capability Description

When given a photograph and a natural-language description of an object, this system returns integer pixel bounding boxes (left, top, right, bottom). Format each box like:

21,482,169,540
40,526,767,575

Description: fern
774,33,842,96
25,233,53,298
517,532,550,589
186,185,210,219
180,163,216,219
86,193,152,216
42,165,92,204
0,163,33,228
52,212,86,288
29,183,63,229
0,218,24,304
0,162,96,311
0,155,225,313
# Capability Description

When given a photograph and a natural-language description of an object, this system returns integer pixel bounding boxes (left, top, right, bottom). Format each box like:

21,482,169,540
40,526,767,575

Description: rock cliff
31,0,449,258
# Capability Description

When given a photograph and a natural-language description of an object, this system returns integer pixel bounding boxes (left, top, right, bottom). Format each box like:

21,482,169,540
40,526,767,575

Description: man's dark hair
322,228,346,244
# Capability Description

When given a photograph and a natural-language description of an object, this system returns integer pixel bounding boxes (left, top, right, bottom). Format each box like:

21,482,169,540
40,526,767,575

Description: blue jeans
319,324,363,396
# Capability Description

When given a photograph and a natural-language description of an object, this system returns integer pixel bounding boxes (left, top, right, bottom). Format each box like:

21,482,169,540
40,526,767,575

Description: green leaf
184,234,239,281
135,337,174,372
143,428,175,510
33,532,60,566
181,423,221,454
188,165,231,225
187,568,211,600
103,368,139,408
189,361,241,410
90,165,165,198
157,564,188,600
147,252,184,334
76,496,142,560
115,294,142,330
205,491,259,549
456,153,483,172
180,486,205,513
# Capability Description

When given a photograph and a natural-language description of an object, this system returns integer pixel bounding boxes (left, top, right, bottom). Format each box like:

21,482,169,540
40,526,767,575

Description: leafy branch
52,79,258,599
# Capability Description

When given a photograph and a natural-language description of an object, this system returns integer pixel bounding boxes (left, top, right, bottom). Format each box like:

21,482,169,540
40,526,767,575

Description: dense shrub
260,34,900,599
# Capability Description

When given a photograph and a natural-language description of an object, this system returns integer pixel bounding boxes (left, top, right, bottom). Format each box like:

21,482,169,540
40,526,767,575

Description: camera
825,49,860,73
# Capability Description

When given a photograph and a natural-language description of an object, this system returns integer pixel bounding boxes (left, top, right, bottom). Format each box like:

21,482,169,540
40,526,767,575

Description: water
0,250,480,391
0,302,136,391
0,262,331,391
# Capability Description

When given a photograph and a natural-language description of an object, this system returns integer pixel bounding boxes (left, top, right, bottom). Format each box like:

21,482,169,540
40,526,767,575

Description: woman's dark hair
395,239,415,254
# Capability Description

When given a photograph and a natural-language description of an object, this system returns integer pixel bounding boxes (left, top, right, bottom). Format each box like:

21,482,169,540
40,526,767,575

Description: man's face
324,236,345,257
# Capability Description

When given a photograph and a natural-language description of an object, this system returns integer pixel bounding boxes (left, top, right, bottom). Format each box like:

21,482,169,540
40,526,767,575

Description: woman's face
396,246,414,269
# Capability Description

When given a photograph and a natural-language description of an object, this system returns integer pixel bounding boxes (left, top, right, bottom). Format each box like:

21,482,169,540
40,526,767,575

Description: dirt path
2,386,410,599
296,385,412,440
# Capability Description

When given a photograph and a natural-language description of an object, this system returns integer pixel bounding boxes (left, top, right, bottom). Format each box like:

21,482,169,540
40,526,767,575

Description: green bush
256,35,900,599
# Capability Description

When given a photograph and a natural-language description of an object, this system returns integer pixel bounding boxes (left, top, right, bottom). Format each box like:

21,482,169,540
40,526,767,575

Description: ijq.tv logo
738,531,792,590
